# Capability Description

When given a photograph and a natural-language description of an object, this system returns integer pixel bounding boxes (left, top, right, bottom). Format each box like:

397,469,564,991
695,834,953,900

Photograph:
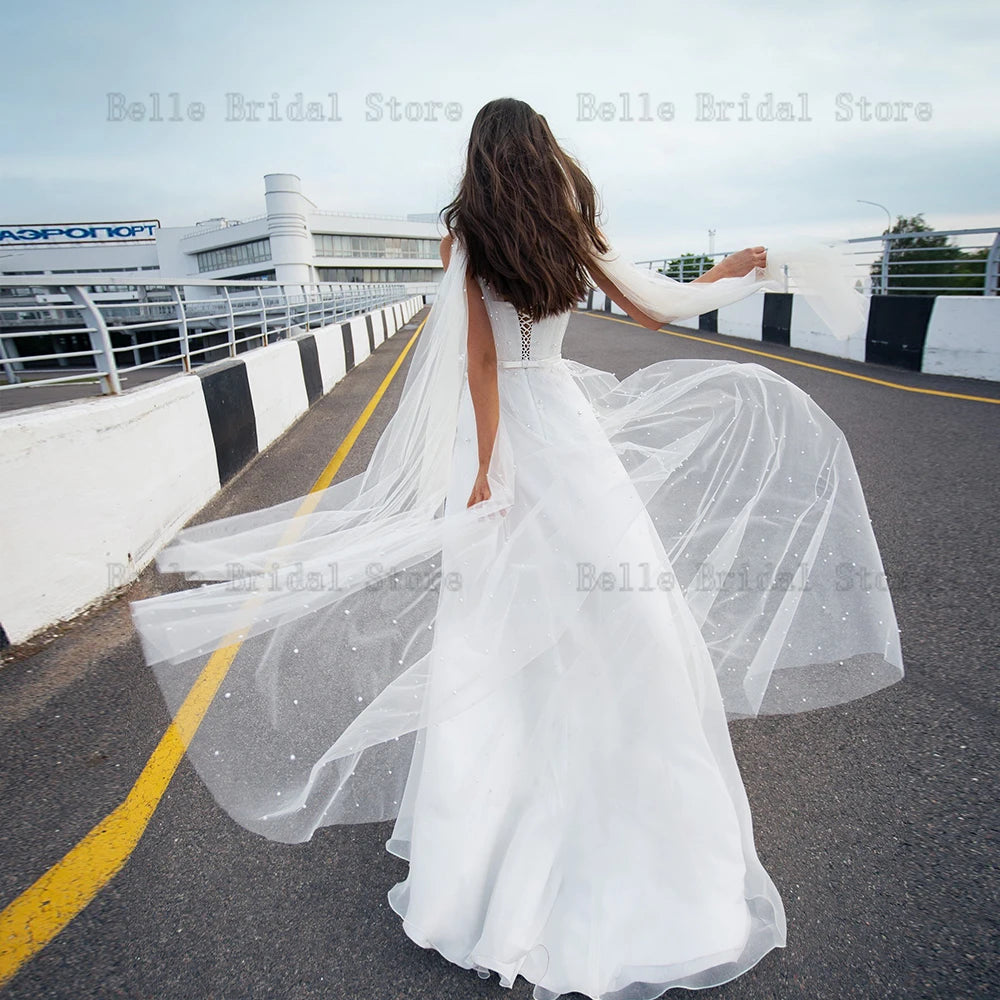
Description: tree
657,252,714,282
951,247,990,293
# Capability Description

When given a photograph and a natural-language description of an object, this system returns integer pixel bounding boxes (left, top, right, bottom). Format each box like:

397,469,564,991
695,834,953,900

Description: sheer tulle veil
129,231,903,845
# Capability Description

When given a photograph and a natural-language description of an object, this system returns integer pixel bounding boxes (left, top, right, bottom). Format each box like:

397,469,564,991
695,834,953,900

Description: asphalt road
1,308,997,999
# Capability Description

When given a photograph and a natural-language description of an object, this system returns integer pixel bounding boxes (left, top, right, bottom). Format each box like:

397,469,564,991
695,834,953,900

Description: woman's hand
719,246,767,278
467,466,492,507
691,246,767,283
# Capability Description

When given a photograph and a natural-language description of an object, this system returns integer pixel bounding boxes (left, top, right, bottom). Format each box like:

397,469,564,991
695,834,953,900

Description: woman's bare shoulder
440,232,454,268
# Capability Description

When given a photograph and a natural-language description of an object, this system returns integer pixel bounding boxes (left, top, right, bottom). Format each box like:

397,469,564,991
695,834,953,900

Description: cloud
1,0,995,256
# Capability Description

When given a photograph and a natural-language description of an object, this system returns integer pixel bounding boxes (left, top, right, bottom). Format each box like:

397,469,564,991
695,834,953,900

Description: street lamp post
857,199,892,295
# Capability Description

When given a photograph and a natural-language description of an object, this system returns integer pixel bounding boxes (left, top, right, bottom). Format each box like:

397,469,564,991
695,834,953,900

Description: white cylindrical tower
263,173,313,286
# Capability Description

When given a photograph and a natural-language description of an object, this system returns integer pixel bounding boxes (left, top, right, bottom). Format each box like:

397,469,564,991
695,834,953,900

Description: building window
50,266,142,274
313,234,440,260
229,269,277,282
196,238,272,273
315,267,438,283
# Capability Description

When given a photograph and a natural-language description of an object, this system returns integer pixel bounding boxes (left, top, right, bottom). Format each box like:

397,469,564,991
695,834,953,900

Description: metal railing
180,216,267,240
844,227,998,295
179,209,428,240
633,253,732,284
0,276,418,395
636,226,1000,296
311,208,424,222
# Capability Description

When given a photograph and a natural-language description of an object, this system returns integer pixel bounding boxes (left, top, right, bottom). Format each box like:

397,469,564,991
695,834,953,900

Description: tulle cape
129,234,902,844
593,233,868,340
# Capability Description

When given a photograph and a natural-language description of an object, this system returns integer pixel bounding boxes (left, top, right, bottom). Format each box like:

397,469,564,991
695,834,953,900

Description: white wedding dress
384,277,785,998
130,234,904,1000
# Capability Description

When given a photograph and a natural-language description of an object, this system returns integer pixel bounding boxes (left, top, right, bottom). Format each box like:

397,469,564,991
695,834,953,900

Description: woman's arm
587,226,666,330
589,263,665,330
439,234,498,507
465,269,499,508
587,237,768,328
691,245,767,283
465,275,499,506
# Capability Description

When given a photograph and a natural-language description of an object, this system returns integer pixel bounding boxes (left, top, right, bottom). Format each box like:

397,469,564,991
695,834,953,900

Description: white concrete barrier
583,288,1000,381
244,340,311,451
0,295,424,647
923,297,1000,381
0,377,219,645
717,295,764,342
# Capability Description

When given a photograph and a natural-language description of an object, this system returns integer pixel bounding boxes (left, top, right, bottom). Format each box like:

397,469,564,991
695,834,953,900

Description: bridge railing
635,226,1000,296
0,276,425,396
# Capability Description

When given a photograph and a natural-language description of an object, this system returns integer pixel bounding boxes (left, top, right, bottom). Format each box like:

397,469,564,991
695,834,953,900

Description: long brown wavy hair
440,98,610,320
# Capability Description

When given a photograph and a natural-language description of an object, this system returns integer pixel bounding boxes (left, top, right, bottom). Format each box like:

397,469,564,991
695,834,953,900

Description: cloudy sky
2,0,997,260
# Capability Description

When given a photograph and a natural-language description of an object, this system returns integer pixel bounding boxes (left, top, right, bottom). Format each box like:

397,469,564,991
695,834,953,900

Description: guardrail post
284,286,292,339
257,287,269,344
879,236,891,295
0,333,21,385
222,286,236,356
171,286,192,373
986,233,999,296
67,285,122,395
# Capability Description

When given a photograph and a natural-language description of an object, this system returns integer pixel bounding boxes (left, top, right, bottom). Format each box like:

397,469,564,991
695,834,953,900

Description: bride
130,97,905,999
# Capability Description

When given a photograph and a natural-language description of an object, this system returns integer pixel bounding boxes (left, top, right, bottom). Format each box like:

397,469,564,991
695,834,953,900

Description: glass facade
196,238,272,273
228,269,277,282
313,234,439,260
317,266,437,283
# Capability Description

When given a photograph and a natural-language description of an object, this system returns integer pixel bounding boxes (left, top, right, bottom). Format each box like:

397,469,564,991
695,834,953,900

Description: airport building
0,173,445,290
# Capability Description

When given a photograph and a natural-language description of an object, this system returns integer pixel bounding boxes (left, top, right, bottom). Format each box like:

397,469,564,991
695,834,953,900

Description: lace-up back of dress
477,277,572,364
516,308,532,360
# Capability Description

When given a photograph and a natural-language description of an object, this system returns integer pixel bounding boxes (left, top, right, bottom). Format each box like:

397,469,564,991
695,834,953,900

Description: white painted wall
789,296,869,362
348,316,371,365
0,376,218,644
0,240,159,277
923,297,1000,381
314,324,348,392
243,339,310,451
717,295,764,341
668,314,700,331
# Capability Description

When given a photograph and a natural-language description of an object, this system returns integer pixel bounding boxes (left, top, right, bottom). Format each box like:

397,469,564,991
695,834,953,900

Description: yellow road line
0,314,428,988
596,313,1000,405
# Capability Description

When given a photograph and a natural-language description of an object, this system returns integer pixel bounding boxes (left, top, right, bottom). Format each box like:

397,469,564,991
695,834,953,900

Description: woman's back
476,275,572,365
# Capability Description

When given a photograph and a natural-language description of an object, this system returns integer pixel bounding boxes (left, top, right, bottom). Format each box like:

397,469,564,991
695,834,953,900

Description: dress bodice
476,276,571,365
